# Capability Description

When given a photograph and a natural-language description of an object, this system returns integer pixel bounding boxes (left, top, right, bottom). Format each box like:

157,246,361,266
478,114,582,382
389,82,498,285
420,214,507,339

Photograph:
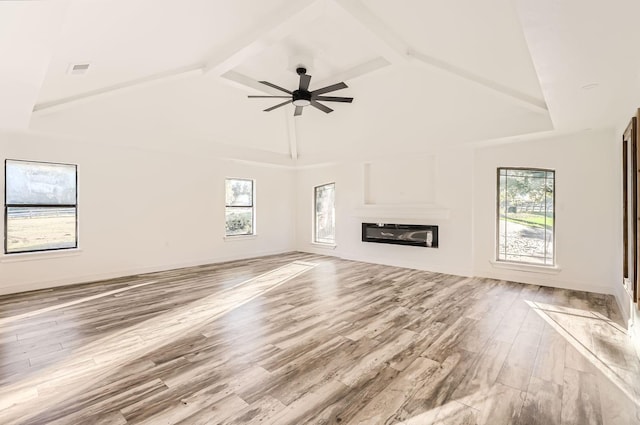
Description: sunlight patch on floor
0,281,158,326
525,300,640,407
0,261,316,422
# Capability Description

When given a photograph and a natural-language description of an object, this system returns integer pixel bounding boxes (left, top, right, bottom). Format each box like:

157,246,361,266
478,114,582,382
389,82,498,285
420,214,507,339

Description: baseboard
298,247,474,277
475,268,614,296
300,246,618,298
0,249,293,296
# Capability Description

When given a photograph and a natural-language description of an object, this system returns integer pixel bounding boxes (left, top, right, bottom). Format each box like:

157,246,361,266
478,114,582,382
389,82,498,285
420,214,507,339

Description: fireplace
362,223,438,248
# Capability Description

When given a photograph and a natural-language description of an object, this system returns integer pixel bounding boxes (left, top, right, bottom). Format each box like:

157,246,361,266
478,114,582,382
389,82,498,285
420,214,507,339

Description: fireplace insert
362,223,438,248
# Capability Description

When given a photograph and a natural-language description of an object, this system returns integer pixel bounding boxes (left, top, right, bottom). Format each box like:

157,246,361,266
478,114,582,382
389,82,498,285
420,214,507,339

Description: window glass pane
315,183,335,244
225,207,253,236
6,160,76,205
6,207,77,253
225,179,253,207
497,168,554,265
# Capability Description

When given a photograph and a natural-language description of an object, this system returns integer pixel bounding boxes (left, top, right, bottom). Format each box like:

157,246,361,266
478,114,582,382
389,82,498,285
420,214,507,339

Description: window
5,159,78,254
225,178,254,236
497,168,554,265
314,183,335,244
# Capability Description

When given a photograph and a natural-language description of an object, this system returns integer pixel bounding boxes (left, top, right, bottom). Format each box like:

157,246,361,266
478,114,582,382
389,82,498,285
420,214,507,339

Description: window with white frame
5,159,78,254
314,183,335,244
225,178,254,236
497,168,554,265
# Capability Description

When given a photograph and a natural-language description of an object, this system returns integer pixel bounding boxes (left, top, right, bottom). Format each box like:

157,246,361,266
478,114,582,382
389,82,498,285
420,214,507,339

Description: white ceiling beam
332,0,548,114
310,57,391,91
407,49,548,114
0,1,69,128
204,0,325,76
219,70,274,94
222,57,390,96
33,64,205,115
215,0,393,94
330,0,408,65
33,0,325,114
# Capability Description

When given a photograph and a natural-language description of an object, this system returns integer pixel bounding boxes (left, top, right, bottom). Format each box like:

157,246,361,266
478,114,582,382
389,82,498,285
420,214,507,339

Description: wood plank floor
0,252,639,424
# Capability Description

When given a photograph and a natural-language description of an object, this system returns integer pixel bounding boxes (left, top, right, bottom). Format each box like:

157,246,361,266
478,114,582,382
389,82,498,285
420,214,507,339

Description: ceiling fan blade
314,96,353,103
311,81,348,96
311,100,333,114
299,73,311,91
248,95,291,98
264,100,291,112
259,81,292,94
294,106,303,116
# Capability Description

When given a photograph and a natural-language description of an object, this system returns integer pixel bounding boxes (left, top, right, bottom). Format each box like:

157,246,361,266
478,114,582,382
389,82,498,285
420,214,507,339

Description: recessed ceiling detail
29,0,637,161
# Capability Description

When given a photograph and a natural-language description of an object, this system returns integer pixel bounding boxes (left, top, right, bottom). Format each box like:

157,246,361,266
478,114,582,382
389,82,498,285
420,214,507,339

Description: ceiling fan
248,67,353,116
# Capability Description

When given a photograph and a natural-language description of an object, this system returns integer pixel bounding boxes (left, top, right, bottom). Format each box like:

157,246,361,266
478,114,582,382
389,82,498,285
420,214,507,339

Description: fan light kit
249,67,353,116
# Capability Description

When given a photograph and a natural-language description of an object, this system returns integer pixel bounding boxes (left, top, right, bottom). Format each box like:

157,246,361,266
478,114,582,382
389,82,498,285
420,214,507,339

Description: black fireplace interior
362,223,439,248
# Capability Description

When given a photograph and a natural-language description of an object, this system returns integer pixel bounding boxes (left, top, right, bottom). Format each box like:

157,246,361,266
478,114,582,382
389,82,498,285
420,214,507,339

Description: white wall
295,148,475,277
293,129,622,309
0,130,296,295
1,125,627,322
473,129,621,297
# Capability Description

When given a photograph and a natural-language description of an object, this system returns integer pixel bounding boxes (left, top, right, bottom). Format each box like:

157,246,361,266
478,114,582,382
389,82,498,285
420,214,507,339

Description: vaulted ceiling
4,0,640,163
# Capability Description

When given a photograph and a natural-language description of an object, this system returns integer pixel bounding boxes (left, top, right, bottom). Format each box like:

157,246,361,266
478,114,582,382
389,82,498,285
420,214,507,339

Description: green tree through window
497,168,554,265
314,183,335,244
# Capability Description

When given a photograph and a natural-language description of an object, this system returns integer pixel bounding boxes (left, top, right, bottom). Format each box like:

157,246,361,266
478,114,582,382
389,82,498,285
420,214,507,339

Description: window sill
223,234,257,241
311,242,337,250
1,248,82,263
489,260,561,274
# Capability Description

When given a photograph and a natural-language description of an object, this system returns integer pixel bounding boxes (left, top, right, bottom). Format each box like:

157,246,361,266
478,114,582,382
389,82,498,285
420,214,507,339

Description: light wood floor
0,252,639,425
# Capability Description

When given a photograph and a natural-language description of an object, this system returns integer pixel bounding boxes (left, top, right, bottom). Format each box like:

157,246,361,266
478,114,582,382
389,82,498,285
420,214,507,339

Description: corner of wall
613,283,631,327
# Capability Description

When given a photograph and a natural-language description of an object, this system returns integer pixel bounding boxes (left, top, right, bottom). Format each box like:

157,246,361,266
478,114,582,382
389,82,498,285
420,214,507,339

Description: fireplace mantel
353,204,450,221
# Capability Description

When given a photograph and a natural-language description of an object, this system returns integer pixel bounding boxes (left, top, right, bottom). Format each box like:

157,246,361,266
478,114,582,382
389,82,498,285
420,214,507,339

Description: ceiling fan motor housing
292,89,311,106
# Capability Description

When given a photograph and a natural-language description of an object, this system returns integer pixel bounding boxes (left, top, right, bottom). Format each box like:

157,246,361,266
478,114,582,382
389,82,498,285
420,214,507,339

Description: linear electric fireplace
362,223,438,248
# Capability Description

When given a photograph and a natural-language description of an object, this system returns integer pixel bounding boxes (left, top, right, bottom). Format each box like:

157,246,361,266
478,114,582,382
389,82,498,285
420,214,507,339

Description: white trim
337,250,474,277
623,277,634,299
489,260,561,274
33,64,205,114
1,248,82,263
0,248,292,296
223,234,258,241
476,268,613,296
312,182,336,245
310,242,336,250
613,281,632,328
495,167,556,270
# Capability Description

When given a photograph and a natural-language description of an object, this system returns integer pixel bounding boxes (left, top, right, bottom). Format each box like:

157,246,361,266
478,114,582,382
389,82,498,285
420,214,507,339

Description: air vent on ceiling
67,62,91,76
